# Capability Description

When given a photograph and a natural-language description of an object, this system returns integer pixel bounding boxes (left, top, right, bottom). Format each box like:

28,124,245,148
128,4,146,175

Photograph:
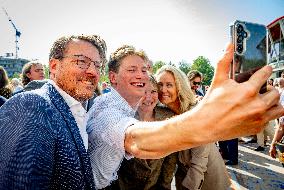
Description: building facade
0,57,29,78
267,16,284,78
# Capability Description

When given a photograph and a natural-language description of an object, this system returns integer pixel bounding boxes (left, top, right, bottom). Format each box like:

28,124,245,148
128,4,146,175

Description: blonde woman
156,65,231,190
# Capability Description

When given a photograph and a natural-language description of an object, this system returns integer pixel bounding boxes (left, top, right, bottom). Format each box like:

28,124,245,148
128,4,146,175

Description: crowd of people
0,34,284,190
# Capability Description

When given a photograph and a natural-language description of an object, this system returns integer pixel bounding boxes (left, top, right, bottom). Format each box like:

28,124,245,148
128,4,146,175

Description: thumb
211,43,234,87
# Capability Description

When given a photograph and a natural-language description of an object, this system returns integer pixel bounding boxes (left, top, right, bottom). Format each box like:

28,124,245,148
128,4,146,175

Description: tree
100,64,110,83
11,72,21,80
43,64,49,79
152,61,166,74
178,60,191,74
191,56,214,86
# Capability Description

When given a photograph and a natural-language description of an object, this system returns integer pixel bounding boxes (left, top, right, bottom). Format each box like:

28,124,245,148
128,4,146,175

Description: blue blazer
0,82,95,189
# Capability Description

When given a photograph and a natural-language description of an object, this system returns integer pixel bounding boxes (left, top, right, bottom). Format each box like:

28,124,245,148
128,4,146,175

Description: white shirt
86,87,138,189
49,80,88,149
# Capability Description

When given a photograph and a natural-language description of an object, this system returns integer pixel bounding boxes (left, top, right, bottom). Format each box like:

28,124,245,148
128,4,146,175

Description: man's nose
86,64,100,77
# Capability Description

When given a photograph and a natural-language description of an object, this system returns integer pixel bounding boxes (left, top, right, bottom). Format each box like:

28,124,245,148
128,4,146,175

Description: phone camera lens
237,44,243,53
237,24,244,33
242,31,248,38
237,36,243,43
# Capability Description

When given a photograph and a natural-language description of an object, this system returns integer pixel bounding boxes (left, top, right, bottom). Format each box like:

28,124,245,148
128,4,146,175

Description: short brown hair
187,70,203,81
21,61,43,86
49,34,107,65
108,45,148,73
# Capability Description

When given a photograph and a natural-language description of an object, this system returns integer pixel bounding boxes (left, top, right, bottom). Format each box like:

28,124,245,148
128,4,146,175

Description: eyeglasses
61,54,103,73
193,81,201,85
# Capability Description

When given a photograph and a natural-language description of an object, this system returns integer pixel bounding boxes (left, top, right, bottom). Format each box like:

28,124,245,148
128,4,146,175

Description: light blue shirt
86,88,138,189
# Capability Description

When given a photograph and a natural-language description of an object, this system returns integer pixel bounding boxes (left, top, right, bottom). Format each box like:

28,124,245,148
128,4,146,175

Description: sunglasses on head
193,81,201,85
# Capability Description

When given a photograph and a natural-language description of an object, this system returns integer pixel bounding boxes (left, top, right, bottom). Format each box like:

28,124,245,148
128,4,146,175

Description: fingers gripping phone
230,20,267,93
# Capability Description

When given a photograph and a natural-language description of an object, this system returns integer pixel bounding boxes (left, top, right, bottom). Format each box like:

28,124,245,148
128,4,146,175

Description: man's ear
109,71,117,86
49,58,60,77
26,72,31,79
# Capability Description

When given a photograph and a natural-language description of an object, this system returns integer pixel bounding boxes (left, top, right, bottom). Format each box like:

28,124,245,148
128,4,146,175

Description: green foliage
152,61,166,74
178,60,191,74
100,64,110,83
43,64,49,79
11,72,21,79
100,74,110,83
191,56,214,86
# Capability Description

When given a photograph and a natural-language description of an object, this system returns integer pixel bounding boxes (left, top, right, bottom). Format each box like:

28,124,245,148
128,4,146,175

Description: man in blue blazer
0,35,106,189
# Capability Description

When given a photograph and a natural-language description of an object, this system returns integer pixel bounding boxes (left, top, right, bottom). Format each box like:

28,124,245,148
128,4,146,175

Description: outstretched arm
125,44,284,159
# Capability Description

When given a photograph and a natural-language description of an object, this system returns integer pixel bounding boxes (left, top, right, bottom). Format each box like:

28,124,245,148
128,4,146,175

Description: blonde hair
156,65,196,113
108,45,148,73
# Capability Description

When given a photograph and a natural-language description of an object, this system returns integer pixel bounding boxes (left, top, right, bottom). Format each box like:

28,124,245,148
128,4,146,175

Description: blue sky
0,0,283,67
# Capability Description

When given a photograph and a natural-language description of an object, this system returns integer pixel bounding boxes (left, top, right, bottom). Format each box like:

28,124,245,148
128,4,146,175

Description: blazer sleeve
0,94,57,189
181,145,210,190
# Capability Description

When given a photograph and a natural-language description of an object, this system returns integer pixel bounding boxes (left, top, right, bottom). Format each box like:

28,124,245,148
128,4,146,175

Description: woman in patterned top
0,66,12,99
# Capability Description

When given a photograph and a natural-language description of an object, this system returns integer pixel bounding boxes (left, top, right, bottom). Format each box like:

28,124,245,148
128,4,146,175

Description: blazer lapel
44,83,94,188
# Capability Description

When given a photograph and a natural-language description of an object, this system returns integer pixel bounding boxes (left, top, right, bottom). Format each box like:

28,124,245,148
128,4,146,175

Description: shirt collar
109,87,136,116
49,80,84,110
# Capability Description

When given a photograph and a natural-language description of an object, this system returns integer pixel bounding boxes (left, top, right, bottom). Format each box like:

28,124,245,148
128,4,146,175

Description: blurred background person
273,77,280,90
268,78,274,87
0,95,7,107
0,66,12,99
10,78,23,93
21,61,45,86
187,70,204,101
254,79,279,152
114,75,176,190
156,65,231,190
147,60,153,74
101,81,111,94
270,77,284,167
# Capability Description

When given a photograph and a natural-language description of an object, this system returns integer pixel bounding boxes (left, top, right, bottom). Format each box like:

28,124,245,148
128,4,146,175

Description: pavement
227,142,284,190
171,142,284,190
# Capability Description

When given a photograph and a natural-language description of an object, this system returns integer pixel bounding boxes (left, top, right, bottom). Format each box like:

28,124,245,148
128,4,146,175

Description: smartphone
230,20,267,93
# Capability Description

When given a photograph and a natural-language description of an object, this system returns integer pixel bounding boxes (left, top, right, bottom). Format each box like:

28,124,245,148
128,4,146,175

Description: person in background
101,81,111,94
268,78,274,87
13,80,49,96
269,117,284,163
0,34,106,189
10,78,23,93
114,75,176,190
147,60,154,74
0,95,6,107
21,61,45,86
254,77,277,152
156,65,231,190
0,66,12,99
187,70,204,101
270,78,284,161
281,71,284,79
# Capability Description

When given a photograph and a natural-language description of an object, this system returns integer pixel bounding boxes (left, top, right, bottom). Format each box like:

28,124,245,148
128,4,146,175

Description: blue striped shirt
86,88,138,189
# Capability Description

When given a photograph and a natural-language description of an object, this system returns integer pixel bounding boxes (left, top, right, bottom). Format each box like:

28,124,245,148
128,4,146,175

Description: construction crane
2,7,21,59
